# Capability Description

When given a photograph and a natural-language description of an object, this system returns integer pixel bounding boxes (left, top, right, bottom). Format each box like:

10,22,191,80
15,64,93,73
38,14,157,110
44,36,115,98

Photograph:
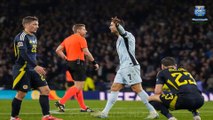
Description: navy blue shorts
160,92,204,110
12,65,47,92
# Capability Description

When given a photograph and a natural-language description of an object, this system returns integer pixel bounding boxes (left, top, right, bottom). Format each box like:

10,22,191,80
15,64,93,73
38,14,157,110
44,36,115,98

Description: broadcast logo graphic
192,5,208,23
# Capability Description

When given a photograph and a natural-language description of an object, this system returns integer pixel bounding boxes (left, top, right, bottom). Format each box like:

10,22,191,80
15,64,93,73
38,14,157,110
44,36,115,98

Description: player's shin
138,91,156,112
150,101,173,119
11,98,22,117
76,90,87,110
39,95,50,115
102,91,119,115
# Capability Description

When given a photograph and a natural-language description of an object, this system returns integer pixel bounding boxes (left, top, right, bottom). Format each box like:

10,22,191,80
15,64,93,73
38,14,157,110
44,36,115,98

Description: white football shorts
114,65,142,85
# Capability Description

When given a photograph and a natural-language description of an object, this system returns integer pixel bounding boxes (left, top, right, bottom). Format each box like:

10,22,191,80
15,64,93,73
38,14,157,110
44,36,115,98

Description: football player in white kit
92,17,159,119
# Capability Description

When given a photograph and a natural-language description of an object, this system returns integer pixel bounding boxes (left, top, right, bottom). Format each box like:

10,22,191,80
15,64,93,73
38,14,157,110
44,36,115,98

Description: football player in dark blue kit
148,57,204,120
11,16,62,120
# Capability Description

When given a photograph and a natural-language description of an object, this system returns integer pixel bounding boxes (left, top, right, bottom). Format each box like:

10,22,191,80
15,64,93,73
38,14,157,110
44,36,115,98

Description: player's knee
40,87,50,95
74,84,83,90
110,86,119,91
131,86,141,93
76,86,83,90
110,84,122,91
131,87,137,92
74,81,84,90
16,91,27,100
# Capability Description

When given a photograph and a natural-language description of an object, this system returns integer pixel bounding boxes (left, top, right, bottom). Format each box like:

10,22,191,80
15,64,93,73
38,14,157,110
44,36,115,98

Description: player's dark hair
118,19,125,26
161,57,177,66
22,16,38,26
72,24,85,33
111,17,125,27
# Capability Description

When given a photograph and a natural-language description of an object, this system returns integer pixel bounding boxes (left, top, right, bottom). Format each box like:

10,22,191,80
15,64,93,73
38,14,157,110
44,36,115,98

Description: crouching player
148,57,204,120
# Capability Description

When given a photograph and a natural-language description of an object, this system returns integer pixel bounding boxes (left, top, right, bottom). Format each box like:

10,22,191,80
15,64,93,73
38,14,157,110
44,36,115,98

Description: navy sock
39,95,50,116
150,101,173,118
191,110,199,116
11,98,22,117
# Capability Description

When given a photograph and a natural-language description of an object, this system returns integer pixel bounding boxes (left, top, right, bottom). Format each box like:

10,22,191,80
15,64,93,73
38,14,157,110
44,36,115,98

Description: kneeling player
149,57,204,120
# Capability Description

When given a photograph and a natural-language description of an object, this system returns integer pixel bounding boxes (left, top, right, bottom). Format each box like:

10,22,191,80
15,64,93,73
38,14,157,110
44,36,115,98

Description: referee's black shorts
67,60,86,81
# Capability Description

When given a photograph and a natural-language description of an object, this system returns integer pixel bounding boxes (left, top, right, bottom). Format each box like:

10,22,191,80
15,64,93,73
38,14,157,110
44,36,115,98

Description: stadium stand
0,0,212,92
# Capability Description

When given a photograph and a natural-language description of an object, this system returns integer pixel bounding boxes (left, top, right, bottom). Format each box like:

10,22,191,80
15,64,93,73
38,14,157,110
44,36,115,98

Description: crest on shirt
29,39,37,44
23,85,28,89
17,42,23,47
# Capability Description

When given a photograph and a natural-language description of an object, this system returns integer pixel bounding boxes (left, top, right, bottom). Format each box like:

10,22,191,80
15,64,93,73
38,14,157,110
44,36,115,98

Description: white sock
102,91,119,115
138,90,155,112
10,117,15,120
43,115,50,117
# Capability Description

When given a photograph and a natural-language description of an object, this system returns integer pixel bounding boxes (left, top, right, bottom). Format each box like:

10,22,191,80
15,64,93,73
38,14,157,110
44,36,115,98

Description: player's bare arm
34,66,46,76
82,48,99,70
154,84,163,95
56,45,67,60
147,84,163,102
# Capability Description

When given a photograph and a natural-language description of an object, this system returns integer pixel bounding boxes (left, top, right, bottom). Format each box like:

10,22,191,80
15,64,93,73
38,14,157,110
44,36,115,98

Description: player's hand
111,16,121,26
34,65,46,76
63,56,68,61
94,64,99,70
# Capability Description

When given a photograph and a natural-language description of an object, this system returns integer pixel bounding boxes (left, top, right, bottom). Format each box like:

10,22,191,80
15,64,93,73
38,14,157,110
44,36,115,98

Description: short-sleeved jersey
156,68,200,94
13,31,37,69
116,25,139,69
61,33,87,61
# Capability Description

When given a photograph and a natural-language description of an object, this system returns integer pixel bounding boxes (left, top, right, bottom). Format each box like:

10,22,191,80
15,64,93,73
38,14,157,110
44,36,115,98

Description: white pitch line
0,107,213,115
1,111,213,116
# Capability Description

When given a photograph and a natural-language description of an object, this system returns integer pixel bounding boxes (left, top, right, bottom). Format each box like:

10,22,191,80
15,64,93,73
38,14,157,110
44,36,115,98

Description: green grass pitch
0,100,212,120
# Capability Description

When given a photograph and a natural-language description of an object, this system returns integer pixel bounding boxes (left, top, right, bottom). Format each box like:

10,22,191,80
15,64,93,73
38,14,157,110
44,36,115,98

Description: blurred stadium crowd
0,0,213,92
